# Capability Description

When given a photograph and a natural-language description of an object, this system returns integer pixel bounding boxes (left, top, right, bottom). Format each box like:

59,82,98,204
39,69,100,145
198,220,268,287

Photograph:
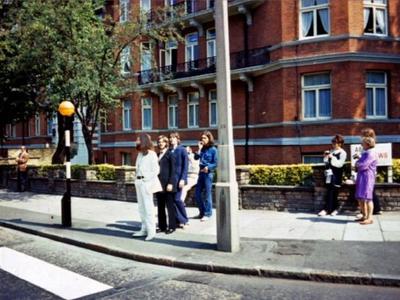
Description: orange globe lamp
58,101,75,117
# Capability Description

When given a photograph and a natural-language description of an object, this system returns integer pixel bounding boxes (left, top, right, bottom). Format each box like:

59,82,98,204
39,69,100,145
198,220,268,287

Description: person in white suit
132,133,162,241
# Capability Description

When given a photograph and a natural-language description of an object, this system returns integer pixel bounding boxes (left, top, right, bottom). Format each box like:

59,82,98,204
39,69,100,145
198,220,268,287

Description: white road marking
0,247,112,299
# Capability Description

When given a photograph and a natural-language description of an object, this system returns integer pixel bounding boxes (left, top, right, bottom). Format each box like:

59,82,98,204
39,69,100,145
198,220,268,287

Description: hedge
249,164,313,186
393,159,400,183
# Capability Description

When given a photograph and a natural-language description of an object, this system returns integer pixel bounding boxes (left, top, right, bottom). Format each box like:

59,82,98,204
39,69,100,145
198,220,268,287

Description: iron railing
138,46,270,85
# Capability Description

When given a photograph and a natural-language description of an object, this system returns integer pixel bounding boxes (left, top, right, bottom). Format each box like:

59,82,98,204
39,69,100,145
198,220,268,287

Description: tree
12,0,182,164
0,0,40,146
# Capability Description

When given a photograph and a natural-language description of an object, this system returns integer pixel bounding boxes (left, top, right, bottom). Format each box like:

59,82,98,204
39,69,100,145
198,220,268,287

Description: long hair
201,130,214,147
138,133,154,155
169,131,181,144
157,135,169,149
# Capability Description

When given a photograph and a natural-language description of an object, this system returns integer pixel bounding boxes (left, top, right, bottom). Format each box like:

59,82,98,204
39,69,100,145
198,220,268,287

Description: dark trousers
156,192,177,231
373,189,381,214
324,183,339,214
17,170,28,192
174,188,189,225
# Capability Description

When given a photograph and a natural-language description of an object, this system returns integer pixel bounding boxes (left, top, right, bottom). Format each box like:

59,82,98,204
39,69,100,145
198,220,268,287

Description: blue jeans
195,172,213,217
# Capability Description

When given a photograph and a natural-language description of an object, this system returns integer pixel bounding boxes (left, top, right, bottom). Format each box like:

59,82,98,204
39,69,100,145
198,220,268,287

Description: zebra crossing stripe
0,247,112,300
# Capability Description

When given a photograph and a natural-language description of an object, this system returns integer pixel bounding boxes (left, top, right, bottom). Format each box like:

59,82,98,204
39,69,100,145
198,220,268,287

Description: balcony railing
138,46,270,85
143,0,238,23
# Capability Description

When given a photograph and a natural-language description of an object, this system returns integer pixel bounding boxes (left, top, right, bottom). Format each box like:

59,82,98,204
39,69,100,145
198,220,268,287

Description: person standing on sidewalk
15,146,29,192
181,146,200,203
169,132,189,228
355,136,378,225
360,128,381,215
156,135,177,234
133,133,162,241
194,131,218,222
318,135,347,216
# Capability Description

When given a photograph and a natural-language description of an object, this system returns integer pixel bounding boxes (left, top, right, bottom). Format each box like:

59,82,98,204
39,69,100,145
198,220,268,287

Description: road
1,227,399,300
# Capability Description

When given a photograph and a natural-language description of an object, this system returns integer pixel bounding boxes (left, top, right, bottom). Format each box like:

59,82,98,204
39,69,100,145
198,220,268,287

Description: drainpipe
243,14,249,164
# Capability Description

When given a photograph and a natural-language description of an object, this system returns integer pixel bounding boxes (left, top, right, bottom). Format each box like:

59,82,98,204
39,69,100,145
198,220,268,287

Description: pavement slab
0,189,400,286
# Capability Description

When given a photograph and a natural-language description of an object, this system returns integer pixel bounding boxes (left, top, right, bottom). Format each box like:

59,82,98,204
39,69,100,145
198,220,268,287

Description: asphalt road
1,227,399,300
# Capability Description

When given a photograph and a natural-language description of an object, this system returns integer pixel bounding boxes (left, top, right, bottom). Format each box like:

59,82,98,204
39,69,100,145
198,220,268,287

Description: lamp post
58,100,75,227
215,0,240,252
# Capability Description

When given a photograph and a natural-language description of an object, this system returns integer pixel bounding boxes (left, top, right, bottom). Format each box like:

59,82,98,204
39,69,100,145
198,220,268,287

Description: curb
1,220,400,287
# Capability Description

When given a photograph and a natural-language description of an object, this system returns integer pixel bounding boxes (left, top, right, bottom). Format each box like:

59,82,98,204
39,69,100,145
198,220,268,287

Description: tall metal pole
215,0,240,252
61,116,73,227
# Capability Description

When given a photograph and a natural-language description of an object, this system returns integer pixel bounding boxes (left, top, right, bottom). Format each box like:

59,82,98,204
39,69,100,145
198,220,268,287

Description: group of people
318,128,380,225
132,131,217,241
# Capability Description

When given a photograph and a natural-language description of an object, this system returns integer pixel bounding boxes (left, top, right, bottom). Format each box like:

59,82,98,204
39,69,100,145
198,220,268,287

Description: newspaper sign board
350,143,392,167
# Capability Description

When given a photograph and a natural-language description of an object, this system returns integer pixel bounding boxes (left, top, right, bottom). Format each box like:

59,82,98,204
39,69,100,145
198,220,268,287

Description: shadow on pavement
296,217,351,224
0,218,216,250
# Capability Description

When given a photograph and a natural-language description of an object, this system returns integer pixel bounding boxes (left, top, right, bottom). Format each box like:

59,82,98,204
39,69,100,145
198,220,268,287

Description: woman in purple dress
355,137,378,225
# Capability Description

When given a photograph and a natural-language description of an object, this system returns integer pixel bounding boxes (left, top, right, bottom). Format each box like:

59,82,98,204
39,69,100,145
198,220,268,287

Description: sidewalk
1,189,400,286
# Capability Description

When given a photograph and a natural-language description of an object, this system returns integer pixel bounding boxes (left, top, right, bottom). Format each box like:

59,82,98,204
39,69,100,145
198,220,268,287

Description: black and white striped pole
58,101,75,227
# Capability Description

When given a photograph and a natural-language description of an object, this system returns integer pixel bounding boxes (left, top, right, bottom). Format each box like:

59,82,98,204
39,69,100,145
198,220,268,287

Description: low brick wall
2,165,399,212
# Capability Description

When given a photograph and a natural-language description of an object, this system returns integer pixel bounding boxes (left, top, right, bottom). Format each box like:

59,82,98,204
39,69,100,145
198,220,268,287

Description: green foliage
393,159,400,183
37,164,64,177
249,164,313,186
90,164,116,181
71,164,88,180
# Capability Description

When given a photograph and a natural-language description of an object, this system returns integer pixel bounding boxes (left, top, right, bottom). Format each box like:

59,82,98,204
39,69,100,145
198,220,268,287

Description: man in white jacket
133,133,162,241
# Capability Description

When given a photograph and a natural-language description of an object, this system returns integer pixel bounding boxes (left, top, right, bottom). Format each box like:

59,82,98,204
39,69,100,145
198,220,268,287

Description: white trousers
135,180,156,236
181,173,199,202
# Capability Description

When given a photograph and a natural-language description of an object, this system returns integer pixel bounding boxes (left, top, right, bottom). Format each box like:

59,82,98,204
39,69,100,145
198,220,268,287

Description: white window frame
366,72,388,119
299,0,330,39
168,95,179,129
187,92,199,128
119,0,129,23
34,114,41,136
363,0,388,36
209,90,217,127
141,97,153,130
185,32,199,70
122,100,132,131
302,73,332,120
185,0,195,14
121,152,132,166
140,0,151,13
6,124,16,138
206,28,216,67
120,46,131,75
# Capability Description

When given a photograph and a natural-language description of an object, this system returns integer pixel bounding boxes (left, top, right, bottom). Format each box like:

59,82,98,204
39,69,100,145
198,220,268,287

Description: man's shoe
145,234,155,241
165,229,175,234
330,210,338,216
318,210,327,216
373,211,383,215
192,215,203,219
200,216,209,222
156,228,165,233
132,231,147,237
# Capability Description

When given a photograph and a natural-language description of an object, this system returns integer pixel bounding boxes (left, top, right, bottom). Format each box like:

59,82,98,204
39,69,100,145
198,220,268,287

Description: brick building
3,0,400,165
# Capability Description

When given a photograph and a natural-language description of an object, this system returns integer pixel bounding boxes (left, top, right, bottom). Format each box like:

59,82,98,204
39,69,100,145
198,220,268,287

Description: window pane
317,9,329,34
304,91,316,118
318,89,331,117
210,102,217,125
189,106,194,126
144,109,152,128
303,156,324,164
316,0,328,4
375,9,386,34
195,105,199,126
367,72,385,83
302,11,314,37
366,88,374,115
375,88,386,116
301,0,316,7
304,73,330,86
364,8,373,33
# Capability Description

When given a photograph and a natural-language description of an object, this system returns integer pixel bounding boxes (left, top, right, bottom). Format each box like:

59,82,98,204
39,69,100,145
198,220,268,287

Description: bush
71,164,88,180
249,164,313,186
90,164,116,181
393,159,400,183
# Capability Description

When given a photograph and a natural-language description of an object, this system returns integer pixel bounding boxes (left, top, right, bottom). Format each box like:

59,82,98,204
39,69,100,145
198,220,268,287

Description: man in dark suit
169,132,189,227
156,135,177,234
